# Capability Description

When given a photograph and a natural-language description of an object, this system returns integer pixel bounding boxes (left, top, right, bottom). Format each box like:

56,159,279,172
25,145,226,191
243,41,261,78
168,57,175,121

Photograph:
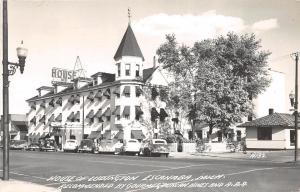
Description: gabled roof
114,24,144,61
238,113,295,128
143,67,158,82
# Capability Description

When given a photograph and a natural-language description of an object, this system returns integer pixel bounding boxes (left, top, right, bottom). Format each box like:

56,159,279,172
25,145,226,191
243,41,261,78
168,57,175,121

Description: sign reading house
51,68,77,85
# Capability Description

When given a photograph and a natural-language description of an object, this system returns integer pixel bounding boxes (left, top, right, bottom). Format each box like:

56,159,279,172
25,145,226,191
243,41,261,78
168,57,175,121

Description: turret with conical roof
114,23,144,81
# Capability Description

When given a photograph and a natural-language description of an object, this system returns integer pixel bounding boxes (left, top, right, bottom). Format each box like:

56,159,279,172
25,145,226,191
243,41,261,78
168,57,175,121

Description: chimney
269,108,274,115
153,56,156,68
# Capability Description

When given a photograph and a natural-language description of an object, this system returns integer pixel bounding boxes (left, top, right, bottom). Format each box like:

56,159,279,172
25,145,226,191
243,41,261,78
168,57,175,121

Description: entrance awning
114,130,124,140
88,131,102,139
131,130,145,140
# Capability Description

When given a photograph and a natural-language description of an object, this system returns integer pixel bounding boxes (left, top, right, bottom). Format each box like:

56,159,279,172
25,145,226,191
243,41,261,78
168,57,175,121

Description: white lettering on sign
51,68,77,83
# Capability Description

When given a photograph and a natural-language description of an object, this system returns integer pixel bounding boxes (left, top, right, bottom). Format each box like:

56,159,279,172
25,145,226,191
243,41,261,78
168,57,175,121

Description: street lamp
2,0,28,180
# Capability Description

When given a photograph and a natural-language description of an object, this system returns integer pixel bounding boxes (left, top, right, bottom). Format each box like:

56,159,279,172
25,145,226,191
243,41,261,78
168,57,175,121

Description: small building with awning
238,113,300,149
0,114,28,142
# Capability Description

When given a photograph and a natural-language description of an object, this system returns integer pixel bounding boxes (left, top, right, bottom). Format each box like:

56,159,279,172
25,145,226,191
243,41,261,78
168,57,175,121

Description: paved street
0,150,300,192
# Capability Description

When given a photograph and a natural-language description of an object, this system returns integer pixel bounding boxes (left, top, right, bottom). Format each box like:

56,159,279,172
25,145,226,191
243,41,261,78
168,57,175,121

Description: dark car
141,139,169,157
26,143,41,151
10,140,28,150
78,139,97,153
40,138,58,152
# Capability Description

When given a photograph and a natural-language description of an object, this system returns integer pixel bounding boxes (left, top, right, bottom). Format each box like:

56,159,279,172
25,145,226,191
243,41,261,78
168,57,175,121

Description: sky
0,0,300,115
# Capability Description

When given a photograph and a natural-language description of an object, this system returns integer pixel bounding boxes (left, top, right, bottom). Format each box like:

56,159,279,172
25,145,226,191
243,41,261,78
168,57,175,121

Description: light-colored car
98,139,115,153
10,140,28,150
63,139,78,152
141,139,169,157
123,139,141,155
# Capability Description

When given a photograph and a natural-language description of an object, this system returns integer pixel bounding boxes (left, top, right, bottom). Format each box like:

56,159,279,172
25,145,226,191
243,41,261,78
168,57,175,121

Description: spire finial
128,8,131,24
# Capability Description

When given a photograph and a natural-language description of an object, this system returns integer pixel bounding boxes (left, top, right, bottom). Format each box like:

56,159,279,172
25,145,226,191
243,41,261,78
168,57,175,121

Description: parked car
98,139,115,153
123,139,141,155
40,139,58,152
78,139,97,153
26,143,41,151
10,140,28,150
63,139,78,152
141,139,169,157
114,141,124,155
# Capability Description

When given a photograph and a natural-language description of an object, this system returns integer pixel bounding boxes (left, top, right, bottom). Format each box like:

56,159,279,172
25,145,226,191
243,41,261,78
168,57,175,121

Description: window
125,64,130,76
135,64,140,77
117,63,121,77
124,114,130,120
257,127,272,140
116,115,120,120
236,130,242,141
290,130,295,146
196,130,203,139
217,131,222,142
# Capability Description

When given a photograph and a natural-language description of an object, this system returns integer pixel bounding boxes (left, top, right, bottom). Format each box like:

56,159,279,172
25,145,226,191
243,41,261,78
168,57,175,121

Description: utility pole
292,52,299,163
82,96,85,140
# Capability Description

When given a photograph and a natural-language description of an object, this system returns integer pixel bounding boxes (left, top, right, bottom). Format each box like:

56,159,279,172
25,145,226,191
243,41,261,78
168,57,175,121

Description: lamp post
2,0,28,180
290,52,299,163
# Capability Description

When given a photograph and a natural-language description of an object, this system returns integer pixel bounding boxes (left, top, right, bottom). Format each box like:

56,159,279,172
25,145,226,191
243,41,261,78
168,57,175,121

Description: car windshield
11,140,26,145
67,140,76,143
81,140,93,146
128,140,137,143
154,140,166,144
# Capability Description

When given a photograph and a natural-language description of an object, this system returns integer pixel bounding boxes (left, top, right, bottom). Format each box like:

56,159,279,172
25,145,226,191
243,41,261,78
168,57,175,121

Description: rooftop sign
51,68,77,85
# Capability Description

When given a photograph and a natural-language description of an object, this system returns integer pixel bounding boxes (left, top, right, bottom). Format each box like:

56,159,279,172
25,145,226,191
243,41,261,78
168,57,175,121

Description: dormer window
125,64,130,76
117,63,121,77
136,64,140,77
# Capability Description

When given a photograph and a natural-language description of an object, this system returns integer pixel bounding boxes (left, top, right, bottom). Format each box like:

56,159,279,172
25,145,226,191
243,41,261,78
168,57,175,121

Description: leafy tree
157,33,270,140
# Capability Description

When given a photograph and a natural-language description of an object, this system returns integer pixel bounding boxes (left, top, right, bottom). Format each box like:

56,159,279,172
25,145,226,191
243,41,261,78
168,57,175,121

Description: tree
156,33,270,140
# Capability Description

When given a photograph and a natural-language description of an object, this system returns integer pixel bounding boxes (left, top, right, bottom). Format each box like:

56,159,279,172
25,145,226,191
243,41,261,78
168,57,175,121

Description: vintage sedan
10,140,28,150
123,139,141,155
26,143,41,151
63,139,79,152
78,139,97,153
40,139,58,152
141,139,169,157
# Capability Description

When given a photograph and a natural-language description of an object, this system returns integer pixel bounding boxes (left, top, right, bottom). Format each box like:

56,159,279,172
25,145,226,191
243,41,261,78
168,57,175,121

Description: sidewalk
0,180,60,192
169,150,298,163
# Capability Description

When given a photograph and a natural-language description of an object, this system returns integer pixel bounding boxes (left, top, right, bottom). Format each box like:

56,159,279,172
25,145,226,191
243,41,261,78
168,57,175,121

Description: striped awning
30,102,36,110
39,115,46,124
123,106,130,116
95,90,102,100
86,110,94,119
56,97,62,106
67,112,75,121
87,92,94,101
40,101,46,108
113,87,120,96
114,106,120,116
49,99,55,107
103,107,111,117
103,89,111,98
131,130,145,140
55,113,62,122
135,106,143,116
88,131,102,139
48,114,55,123
68,95,75,103
114,130,124,140
95,109,102,118
123,86,130,95
30,116,36,125
74,94,81,104
103,130,111,139
74,111,80,121
135,86,143,96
